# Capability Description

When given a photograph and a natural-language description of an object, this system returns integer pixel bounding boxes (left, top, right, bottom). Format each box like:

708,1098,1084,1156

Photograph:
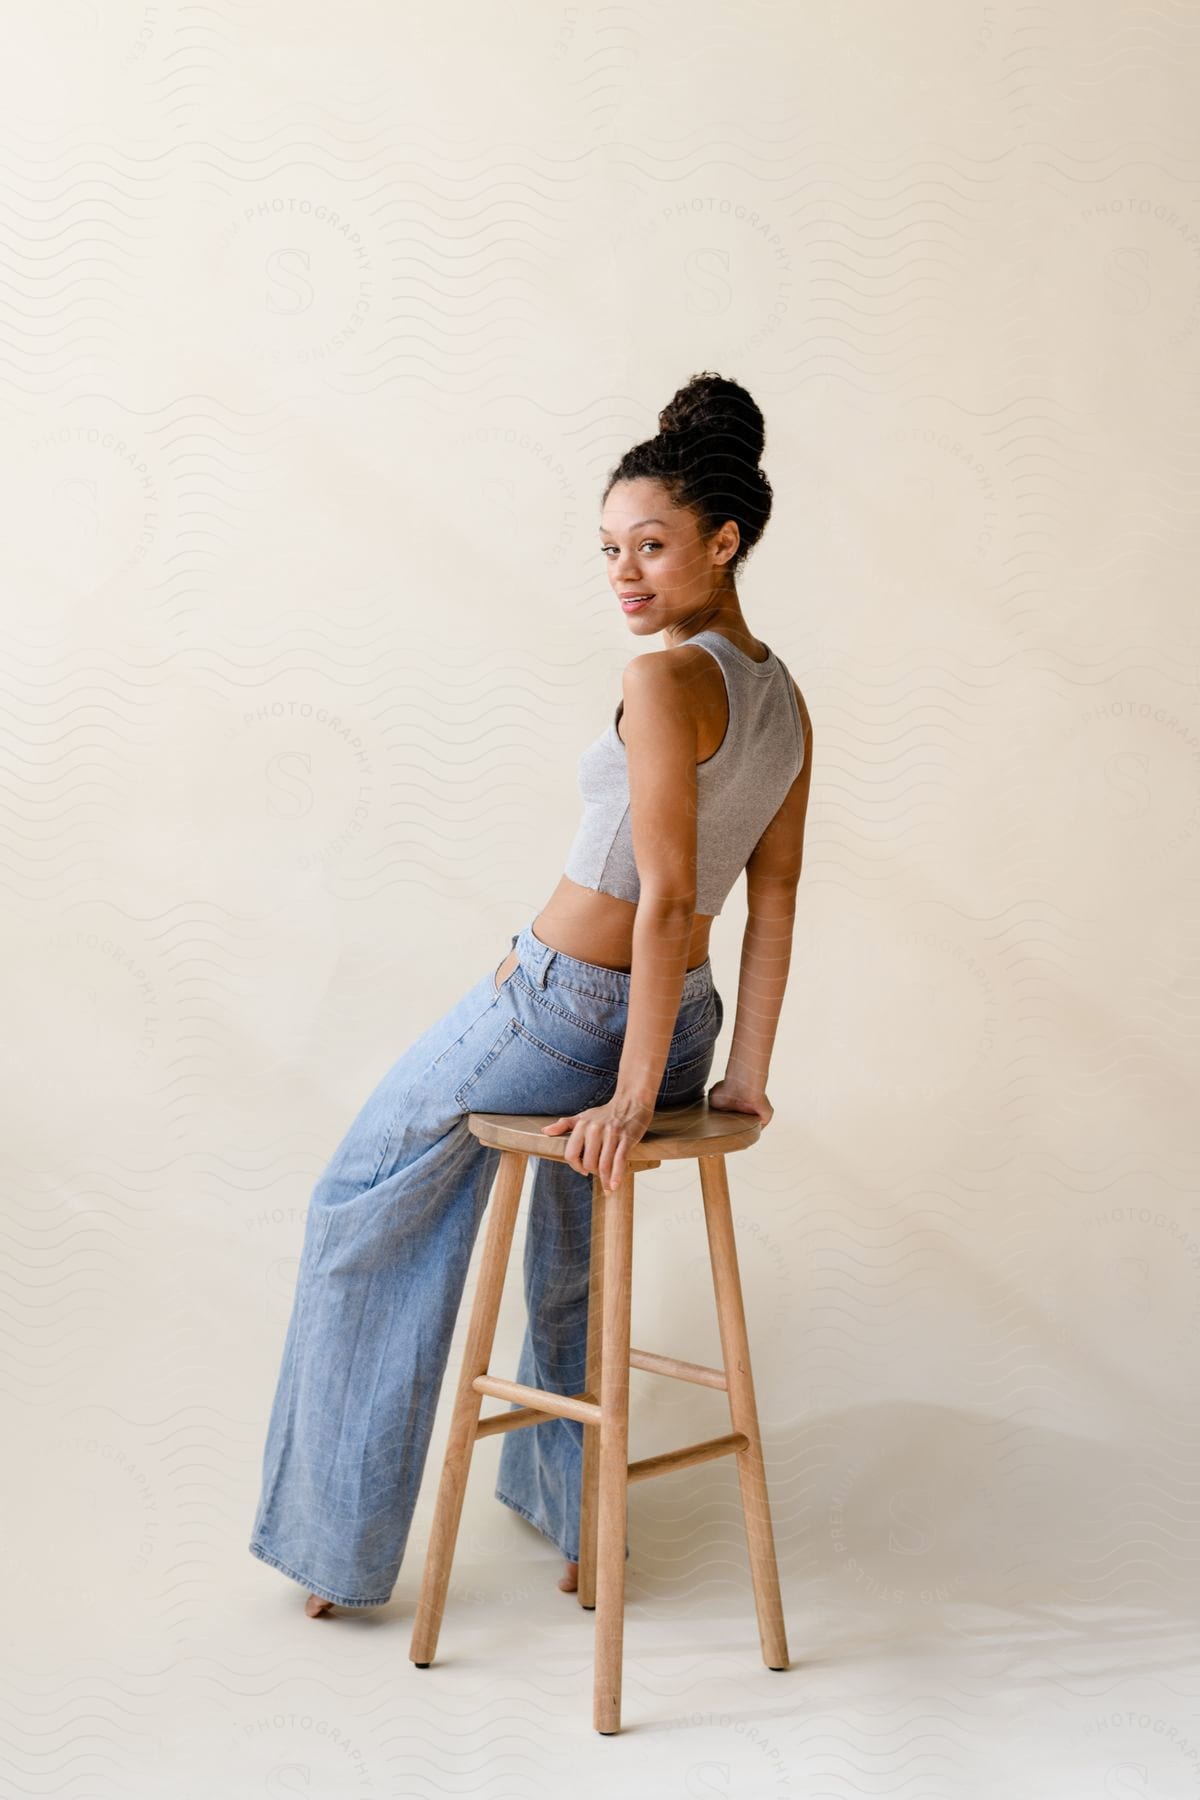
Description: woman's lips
620,594,655,612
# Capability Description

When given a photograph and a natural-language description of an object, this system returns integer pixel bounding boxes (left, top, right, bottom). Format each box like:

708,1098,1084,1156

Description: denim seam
546,976,712,1008
526,990,714,1053
365,1113,403,1189
524,989,627,1045
540,981,629,1009
518,922,713,1006
513,1020,617,1078
431,988,503,1071
453,1017,518,1108
248,1540,391,1608
454,1022,619,1113
669,1009,719,1051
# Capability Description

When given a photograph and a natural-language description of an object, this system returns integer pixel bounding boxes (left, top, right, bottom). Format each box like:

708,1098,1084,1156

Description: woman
248,370,814,1616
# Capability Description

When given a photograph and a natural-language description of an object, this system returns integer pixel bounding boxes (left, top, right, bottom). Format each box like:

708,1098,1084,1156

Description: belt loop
519,921,556,988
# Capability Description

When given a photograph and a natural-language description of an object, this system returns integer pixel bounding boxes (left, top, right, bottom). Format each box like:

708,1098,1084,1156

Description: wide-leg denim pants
248,918,723,1609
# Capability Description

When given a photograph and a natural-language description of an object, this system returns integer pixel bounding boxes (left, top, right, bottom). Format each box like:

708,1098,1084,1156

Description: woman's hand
706,1078,773,1130
541,1095,656,1193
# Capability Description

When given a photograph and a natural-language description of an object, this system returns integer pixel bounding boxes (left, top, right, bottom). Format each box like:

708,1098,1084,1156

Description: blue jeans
248,917,724,1608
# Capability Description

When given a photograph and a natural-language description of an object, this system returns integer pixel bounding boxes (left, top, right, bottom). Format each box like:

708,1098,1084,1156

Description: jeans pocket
455,1017,614,1115
524,983,627,1053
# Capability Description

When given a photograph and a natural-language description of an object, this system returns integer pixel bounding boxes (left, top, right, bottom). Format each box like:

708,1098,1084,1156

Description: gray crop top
562,629,806,916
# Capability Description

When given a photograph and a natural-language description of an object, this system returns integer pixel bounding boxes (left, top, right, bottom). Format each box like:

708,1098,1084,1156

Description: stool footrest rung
476,1403,563,1438
629,1346,728,1390
627,1430,749,1484
472,1373,601,1425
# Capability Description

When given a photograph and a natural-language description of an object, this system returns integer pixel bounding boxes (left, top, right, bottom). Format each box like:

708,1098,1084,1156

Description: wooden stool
408,1101,790,1735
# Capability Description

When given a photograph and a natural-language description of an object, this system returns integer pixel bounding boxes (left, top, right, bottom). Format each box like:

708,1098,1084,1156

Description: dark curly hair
602,371,773,578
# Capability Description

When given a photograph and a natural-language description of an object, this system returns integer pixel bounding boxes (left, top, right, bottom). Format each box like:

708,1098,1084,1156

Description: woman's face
598,478,735,636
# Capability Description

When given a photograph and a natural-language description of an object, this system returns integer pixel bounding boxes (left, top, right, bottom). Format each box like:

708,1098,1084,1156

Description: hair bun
603,371,773,576
658,371,765,467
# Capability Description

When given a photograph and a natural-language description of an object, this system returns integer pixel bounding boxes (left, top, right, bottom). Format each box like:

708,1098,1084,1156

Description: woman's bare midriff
529,876,715,973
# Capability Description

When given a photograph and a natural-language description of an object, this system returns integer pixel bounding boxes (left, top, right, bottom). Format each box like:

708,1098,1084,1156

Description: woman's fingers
567,1119,591,1179
564,1118,598,1183
599,1135,635,1193
540,1110,639,1190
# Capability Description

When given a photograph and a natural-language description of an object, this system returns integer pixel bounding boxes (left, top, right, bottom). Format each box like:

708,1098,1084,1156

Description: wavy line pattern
2,0,1198,1790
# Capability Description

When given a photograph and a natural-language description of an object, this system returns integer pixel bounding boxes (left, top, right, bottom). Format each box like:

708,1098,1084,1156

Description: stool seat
408,1099,789,1734
467,1098,762,1166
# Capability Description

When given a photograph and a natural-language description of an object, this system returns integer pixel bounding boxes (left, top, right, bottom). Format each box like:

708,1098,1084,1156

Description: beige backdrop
4,2,1199,1795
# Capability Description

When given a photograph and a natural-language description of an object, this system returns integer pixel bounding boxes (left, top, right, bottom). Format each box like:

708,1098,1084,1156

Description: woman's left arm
542,651,698,1189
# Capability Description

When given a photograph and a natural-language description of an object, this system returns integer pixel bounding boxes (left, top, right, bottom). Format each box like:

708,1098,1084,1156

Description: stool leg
698,1154,790,1672
409,1147,526,1667
577,1173,606,1611
593,1169,634,1735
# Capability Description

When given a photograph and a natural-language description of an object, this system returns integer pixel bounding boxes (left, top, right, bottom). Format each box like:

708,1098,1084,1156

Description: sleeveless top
562,629,806,916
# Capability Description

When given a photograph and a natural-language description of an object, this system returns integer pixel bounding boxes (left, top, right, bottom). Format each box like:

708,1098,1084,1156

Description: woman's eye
601,541,661,555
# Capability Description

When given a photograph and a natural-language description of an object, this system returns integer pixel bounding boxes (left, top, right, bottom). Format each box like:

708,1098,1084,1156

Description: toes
558,1560,579,1593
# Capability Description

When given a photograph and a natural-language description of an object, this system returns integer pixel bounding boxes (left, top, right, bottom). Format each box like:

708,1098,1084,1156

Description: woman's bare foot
305,1592,335,1616
558,1559,578,1592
